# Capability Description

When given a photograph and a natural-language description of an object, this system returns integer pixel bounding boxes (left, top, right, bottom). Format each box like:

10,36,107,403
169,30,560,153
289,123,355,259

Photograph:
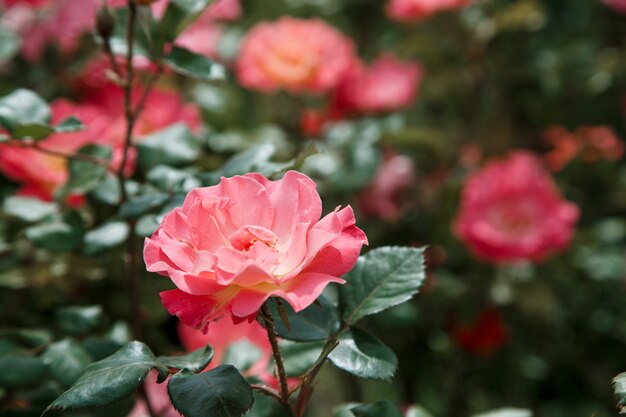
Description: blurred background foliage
0,0,625,416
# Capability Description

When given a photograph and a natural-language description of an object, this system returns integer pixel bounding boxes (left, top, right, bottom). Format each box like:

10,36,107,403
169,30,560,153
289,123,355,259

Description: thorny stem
260,303,298,417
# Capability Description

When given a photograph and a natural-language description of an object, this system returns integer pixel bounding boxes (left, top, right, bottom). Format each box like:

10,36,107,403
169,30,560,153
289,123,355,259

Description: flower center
228,225,278,252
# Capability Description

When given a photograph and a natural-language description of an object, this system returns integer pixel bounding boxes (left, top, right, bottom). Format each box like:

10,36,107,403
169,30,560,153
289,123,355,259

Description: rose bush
144,171,368,331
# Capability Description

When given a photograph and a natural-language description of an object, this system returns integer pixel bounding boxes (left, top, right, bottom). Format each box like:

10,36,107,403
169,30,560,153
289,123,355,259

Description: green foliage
0,353,48,390
158,345,214,373
83,221,130,255
279,340,324,376
339,247,426,325
328,328,397,380
266,295,341,342
55,306,104,335
350,400,405,417
166,46,224,80
0,89,50,131
56,145,112,200
42,339,93,388
44,342,164,413
471,410,533,417
157,0,214,42
221,341,263,374
137,123,201,170
0,29,19,64
3,196,57,223
168,365,254,417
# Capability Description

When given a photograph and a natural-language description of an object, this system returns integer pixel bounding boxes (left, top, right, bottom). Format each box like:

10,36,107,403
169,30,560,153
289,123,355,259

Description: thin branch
260,303,298,417
251,384,282,403
25,141,112,169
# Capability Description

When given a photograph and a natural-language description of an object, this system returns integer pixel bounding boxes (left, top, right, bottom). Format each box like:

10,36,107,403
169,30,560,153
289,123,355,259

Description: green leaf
279,340,324,377
201,143,279,185
340,246,426,325
168,365,254,417
166,46,225,80
350,401,404,417
158,346,214,373
147,165,200,192
328,328,397,380
84,221,130,255
25,220,83,252
137,123,200,170
56,144,112,199
81,337,124,362
471,409,533,417
222,341,263,374
12,122,55,140
157,0,214,42
3,196,57,223
44,341,162,413
332,403,363,417
55,116,85,133
265,295,340,342
42,339,93,388
614,372,626,413
0,329,52,348
55,306,103,335
119,192,170,219
0,353,48,390
0,29,19,63
0,89,51,132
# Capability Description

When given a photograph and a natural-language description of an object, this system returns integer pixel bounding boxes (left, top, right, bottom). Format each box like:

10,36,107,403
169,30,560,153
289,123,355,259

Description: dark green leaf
44,341,162,413
81,337,124,362
168,365,254,417
84,221,130,255
279,340,324,377
0,329,52,348
119,192,170,219
405,405,434,417
56,144,112,199
266,295,340,342
328,328,397,380
0,353,48,390
222,341,263,374
55,116,84,133
55,306,103,335
201,143,279,185
12,123,55,140
3,196,57,223
25,220,83,252
157,0,214,42
158,345,214,373
340,246,426,325
147,165,200,192
614,372,626,413
0,89,51,131
137,123,200,170
42,339,93,388
333,403,363,417
166,46,224,80
350,401,404,417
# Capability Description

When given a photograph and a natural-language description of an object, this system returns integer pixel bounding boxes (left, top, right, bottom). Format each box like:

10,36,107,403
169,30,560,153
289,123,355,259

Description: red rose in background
451,308,509,357
603,0,626,14
236,17,357,94
386,0,471,22
332,54,423,115
453,151,579,264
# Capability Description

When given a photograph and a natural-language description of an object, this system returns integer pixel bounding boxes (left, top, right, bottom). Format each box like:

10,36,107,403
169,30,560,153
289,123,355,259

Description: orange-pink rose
235,17,357,94
453,151,579,264
386,0,471,22
144,171,368,332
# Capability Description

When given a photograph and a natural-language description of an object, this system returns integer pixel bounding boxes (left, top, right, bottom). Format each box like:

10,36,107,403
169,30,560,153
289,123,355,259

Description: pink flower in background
386,0,471,22
1,0,49,7
453,151,579,264
144,171,367,332
360,151,415,221
450,308,509,357
236,17,357,94
333,55,423,115
603,0,626,14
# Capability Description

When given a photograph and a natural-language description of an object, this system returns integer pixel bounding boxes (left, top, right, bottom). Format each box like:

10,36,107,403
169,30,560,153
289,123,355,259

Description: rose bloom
236,17,357,94
360,151,415,221
603,0,626,14
1,0,48,7
144,171,368,332
333,54,423,115
450,308,509,357
386,0,471,22
453,151,579,264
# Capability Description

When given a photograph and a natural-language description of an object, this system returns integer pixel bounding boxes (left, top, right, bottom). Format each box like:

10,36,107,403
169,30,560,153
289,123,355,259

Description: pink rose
603,0,626,13
235,17,357,94
1,0,49,7
386,0,471,22
144,171,368,332
453,151,579,264
360,151,415,221
333,54,424,115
